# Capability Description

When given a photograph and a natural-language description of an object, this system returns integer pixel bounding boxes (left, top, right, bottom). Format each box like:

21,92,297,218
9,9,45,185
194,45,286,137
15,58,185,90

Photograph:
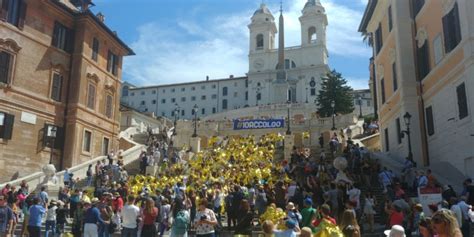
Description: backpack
173,211,189,235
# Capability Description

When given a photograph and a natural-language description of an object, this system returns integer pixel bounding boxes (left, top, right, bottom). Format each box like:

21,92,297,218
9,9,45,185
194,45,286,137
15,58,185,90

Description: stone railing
0,134,145,192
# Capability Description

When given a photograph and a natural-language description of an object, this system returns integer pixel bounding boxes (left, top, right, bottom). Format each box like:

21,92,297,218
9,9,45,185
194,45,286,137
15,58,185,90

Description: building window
412,0,425,17
152,90,156,94
83,130,92,152
162,89,166,93
442,3,462,54
140,101,145,105
211,94,217,99
0,112,14,140
222,99,228,110
388,5,393,32
234,92,238,98
310,88,316,96
380,78,386,104
212,85,216,89
367,100,371,107
87,84,96,109
0,51,12,84
375,23,383,55
2,0,26,28
245,91,248,100
92,38,99,61
384,128,389,151
256,34,264,50
201,108,205,115
52,21,74,53
107,50,119,76
181,97,186,102
201,85,206,90
105,95,113,118
141,91,145,95
181,110,184,116
152,99,156,104
191,96,196,101
102,137,109,156
201,95,206,100
257,93,262,101
51,73,63,102
223,87,228,96
191,109,195,115
171,88,176,92
417,41,430,80
308,26,317,44
130,92,135,96
212,107,216,114
392,63,398,91
433,34,444,65
122,86,129,97
234,82,238,87
396,118,401,144
456,83,468,120
171,98,176,103
161,99,166,104
426,106,435,136
191,86,195,91
181,88,185,92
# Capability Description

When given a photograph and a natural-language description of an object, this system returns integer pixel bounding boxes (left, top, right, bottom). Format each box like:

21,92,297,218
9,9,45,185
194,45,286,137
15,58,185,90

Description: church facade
122,0,330,120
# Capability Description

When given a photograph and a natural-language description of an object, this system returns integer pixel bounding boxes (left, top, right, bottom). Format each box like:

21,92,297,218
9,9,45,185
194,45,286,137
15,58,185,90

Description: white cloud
124,0,370,86
346,77,369,90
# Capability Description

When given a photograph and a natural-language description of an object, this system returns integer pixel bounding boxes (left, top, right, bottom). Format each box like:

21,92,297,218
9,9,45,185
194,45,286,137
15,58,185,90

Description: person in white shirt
449,197,463,228
45,201,58,237
121,195,141,237
347,185,361,210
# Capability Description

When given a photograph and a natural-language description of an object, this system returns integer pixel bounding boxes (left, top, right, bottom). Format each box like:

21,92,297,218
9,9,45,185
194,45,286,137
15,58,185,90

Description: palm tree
362,32,373,47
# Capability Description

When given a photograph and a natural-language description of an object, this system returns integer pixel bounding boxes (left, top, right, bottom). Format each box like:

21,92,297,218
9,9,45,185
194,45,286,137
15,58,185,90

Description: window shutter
457,83,468,119
107,51,112,72
0,52,11,84
3,113,14,140
452,3,462,46
113,54,119,75
66,29,75,53
17,0,26,29
0,0,9,21
442,15,450,53
52,22,59,47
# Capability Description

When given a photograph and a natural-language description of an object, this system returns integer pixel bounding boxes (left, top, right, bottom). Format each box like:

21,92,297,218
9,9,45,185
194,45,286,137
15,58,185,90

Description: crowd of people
0,132,473,237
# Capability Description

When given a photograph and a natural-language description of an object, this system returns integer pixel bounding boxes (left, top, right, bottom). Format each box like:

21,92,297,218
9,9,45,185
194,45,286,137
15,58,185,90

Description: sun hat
91,197,100,203
286,202,295,210
384,225,406,237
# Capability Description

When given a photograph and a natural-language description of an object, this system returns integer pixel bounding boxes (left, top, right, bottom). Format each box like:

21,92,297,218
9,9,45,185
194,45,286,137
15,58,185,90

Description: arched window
222,86,228,96
308,26,317,44
256,34,264,50
222,99,228,110
122,86,129,96
256,93,261,101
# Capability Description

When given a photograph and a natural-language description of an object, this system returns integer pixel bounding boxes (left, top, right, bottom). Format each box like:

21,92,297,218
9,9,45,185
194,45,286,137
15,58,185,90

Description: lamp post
358,96,363,118
331,100,336,130
305,87,308,103
400,112,413,159
173,104,179,136
286,100,292,135
192,104,199,137
47,125,58,164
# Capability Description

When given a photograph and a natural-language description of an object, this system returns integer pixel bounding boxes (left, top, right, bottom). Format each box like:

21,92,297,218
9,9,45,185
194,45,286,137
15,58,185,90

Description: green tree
316,70,354,117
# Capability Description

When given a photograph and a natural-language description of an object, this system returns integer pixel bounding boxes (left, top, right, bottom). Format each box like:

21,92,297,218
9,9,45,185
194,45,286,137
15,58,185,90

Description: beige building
0,0,133,182
359,0,474,176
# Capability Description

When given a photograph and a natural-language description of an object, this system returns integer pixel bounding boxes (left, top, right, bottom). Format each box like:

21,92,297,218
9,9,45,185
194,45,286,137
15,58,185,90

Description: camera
200,215,208,221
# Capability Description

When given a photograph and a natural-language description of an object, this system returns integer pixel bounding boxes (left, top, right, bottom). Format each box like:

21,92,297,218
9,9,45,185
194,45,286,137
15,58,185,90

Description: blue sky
93,0,372,89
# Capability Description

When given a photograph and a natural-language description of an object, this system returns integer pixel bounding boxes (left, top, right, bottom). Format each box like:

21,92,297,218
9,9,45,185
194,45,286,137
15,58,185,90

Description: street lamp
173,104,179,135
46,125,58,164
286,100,292,135
400,112,413,159
305,87,308,103
331,100,336,130
358,96,363,118
192,104,199,137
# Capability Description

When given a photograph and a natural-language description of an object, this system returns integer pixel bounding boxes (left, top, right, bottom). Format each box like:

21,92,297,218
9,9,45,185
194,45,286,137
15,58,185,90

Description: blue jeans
45,220,56,237
86,176,93,186
158,222,168,237
122,227,137,237
98,223,110,237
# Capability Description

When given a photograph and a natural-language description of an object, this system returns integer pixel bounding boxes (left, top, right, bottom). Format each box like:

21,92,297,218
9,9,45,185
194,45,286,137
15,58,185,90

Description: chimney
96,12,105,22
229,75,234,78
206,76,209,81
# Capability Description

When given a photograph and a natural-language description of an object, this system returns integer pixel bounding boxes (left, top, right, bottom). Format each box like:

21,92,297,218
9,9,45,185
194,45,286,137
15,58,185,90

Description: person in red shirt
142,198,159,237
385,202,404,227
313,204,337,227
112,193,123,212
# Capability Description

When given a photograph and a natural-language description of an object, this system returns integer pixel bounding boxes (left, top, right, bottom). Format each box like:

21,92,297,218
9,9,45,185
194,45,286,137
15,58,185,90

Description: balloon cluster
259,205,287,229
127,133,288,196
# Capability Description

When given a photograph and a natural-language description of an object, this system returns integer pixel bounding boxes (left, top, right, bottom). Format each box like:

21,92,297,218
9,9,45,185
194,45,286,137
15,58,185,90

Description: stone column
284,134,295,161
190,136,201,153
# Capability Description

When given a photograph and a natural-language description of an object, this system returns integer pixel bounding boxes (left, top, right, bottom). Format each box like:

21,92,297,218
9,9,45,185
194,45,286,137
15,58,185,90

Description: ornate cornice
0,38,22,53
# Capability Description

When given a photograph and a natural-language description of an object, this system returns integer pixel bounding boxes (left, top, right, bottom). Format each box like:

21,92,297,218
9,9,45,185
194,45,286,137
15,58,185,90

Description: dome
253,3,273,16
303,0,321,8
